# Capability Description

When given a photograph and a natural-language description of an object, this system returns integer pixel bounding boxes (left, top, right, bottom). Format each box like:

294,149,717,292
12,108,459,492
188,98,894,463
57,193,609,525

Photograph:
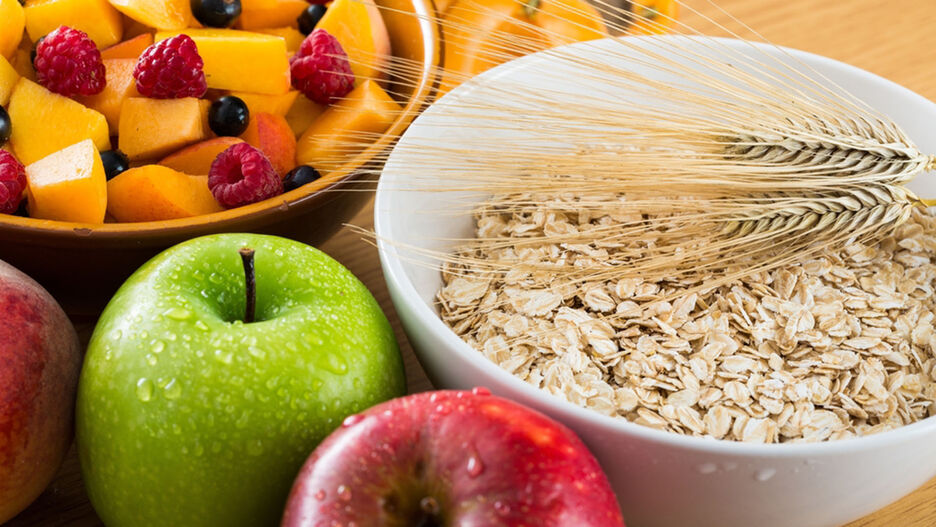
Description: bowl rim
0,0,441,240
376,34,936,456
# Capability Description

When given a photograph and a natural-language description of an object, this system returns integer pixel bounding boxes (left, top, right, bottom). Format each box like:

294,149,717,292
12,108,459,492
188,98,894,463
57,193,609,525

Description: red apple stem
239,248,256,324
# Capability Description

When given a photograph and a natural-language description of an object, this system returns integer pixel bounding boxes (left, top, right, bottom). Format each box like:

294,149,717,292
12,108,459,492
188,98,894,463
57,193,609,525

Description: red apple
0,259,82,523
281,389,625,526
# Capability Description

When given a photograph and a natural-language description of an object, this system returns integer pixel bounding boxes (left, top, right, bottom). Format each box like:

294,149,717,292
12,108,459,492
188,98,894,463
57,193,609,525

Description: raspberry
0,151,27,215
290,29,354,105
34,26,106,97
134,35,207,99
208,143,283,208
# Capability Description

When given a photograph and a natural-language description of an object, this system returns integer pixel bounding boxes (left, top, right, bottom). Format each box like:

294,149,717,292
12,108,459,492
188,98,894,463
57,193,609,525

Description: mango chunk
285,94,325,137
296,80,401,173
240,112,295,176
230,90,298,117
8,78,110,165
107,0,192,30
25,0,123,49
159,137,244,175
107,165,222,222
316,0,391,84
155,29,290,95
100,32,152,59
76,58,139,130
25,139,106,223
119,97,211,161
237,0,308,30
254,27,305,53
0,0,26,59
0,54,19,106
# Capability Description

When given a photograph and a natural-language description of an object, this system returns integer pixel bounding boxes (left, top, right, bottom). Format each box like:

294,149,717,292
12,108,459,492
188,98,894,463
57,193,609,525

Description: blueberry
100,150,131,181
0,106,11,145
283,166,322,192
191,0,242,28
298,5,328,35
209,96,250,137
14,199,28,217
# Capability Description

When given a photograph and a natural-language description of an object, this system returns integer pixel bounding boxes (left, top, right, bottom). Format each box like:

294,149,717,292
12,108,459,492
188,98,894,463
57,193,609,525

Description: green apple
76,233,405,527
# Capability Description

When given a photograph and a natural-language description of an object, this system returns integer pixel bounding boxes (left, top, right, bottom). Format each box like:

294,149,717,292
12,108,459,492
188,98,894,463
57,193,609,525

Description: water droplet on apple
214,349,233,365
164,378,182,400
136,378,154,402
342,414,364,428
247,439,264,456
248,346,265,359
110,329,123,340
434,403,452,416
494,501,511,516
466,454,484,477
430,393,439,402
314,490,326,501
472,387,491,396
193,443,204,457
208,273,223,284
151,340,165,354
165,307,193,320
145,354,158,366
194,320,209,331
337,485,352,502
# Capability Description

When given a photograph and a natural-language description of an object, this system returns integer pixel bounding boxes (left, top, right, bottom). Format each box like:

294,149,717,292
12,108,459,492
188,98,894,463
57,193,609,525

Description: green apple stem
239,248,256,324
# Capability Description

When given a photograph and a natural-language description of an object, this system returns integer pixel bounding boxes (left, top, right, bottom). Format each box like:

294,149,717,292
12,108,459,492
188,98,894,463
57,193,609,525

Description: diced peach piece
296,80,400,173
155,29,290,95
241,0,277,9
107,0,192,30
25,139,106,223
316,0,391,84
118,97,211,161
240,112,296,176
254,27,305,53
100,32,152,59
0,54,19,106
230,90,298,117
24,0,123,49
285,94,325,137
76,58,138,131
0,0,25,59
159,137,244,175
107,165,222,222
237,0,308,30
8,78,110,165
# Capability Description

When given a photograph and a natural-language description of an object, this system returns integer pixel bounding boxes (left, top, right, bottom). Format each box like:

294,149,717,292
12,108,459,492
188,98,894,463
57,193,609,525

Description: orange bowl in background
0,0,440,314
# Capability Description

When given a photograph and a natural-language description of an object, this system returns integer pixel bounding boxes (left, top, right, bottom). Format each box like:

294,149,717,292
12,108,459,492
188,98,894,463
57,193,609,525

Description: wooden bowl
0,0,440,315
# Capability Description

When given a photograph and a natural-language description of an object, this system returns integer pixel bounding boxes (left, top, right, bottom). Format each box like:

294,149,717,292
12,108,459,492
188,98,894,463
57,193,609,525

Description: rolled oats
438,202,936,443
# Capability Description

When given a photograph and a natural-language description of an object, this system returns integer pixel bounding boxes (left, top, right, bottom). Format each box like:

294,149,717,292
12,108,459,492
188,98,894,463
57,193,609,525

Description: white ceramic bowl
375,36,936,527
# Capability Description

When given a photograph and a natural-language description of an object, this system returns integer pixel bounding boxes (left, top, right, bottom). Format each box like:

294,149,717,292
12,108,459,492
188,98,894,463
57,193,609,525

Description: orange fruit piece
100,32,153,60
107,165,222,222
159,137,245,175
118,97,211,161
25,139,107,223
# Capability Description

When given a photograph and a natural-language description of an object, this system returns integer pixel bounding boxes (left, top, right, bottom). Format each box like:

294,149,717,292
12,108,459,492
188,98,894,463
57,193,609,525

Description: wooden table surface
8,0,936,525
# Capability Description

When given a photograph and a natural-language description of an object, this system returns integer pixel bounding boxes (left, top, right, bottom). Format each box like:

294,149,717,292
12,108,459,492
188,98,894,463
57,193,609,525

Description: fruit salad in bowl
0,0,439,311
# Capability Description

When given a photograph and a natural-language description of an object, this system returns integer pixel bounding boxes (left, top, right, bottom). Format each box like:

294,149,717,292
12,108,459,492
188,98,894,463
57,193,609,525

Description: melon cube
0,54,19,106
296,80,401,173
107,0,192,30
0,0,26,59
229,90,298,117
8,78,110,165
254,27,305,53
107,165,222,222
25,0,123,49
237,0,308,30
76,58,139,130
25,139,106,223
119,97,211,161
155,29,290,95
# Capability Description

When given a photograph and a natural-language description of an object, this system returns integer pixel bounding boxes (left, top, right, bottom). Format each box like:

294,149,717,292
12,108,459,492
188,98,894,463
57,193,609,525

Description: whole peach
0,259,81,523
